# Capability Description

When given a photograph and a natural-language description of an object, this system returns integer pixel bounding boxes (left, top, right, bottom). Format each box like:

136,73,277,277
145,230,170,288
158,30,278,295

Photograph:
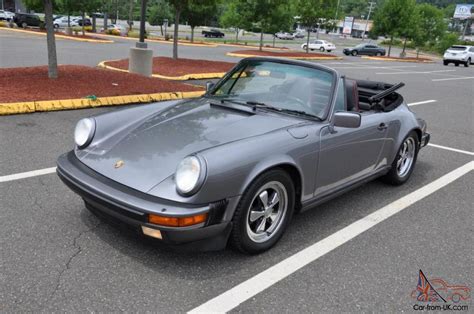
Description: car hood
78,99,299,193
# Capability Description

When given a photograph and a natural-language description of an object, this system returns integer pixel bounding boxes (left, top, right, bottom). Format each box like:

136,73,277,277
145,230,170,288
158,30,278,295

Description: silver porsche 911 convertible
57,57,430,254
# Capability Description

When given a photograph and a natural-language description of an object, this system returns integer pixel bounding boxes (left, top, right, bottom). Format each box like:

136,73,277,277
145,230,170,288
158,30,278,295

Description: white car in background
0,10,15,21
275,32,294,40
443,45,474,67
301,40,336,52
53,16,80,28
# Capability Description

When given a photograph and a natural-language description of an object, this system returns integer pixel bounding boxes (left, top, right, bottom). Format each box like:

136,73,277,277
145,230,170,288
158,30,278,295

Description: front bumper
57,152,232,251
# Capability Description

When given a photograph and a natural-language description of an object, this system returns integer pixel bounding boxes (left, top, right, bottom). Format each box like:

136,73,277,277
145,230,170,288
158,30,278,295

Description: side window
470,47,474,52
334,78,346,112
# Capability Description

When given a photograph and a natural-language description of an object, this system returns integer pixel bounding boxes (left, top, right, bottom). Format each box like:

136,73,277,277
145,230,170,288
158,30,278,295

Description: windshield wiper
246,101,322,120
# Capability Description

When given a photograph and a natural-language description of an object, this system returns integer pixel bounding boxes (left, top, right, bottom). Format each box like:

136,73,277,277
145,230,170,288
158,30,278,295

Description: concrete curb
98,60,227,80
226,52,343,60
93,33,219,47
0,27,114,43
0,91,204,115
361,56,435,63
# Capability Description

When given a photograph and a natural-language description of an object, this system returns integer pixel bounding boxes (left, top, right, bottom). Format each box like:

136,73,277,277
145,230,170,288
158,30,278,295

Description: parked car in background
0,10,15,21
343,43,386,56
292,31,305,39
301,40,336,52
275,32,294,40
443,45,474,67
101,24,127,35
202,28,224,38
14,13,41,28
73,18,91,27
53,16,73,28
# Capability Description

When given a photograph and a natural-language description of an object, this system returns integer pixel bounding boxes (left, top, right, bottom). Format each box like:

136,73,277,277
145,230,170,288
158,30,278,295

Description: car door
469,47,474,61
315,80,389,197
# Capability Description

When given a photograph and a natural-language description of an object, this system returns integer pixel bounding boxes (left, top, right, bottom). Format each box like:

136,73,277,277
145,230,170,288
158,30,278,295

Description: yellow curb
98,60,227,80
0,91,205,115
0,27,113,43
226,52,343,60
361,56,434,63
93,33,218,47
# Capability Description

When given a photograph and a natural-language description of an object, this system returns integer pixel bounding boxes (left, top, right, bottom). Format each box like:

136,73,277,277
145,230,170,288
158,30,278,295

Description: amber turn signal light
148,213,208,227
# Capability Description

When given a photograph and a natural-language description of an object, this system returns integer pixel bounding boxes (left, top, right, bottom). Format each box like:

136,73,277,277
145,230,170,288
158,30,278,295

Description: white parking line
407,100,437,106
188,161,474,314
432,76,474,82
428,143,474,156
376,70,456,75
0,167,56,183
331,65,418,70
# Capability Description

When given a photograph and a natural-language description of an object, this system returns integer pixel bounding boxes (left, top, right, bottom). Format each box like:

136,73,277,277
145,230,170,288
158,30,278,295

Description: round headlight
74,118,95,149
175,156,204,195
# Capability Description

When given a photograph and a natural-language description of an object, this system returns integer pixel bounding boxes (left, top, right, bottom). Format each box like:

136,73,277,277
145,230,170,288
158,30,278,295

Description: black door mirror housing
333,111,361,128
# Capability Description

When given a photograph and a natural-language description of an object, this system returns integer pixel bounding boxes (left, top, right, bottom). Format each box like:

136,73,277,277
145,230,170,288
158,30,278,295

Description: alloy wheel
246,181,288,243
397,137,416,177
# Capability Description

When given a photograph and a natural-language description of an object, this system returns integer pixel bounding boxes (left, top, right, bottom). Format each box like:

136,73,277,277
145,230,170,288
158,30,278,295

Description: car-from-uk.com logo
411,270,470,311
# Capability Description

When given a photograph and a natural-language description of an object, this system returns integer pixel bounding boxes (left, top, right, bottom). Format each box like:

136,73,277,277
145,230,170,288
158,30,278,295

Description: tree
183,0,219,42
220,0,250,43
24,0,58,78
372,0,417,57
167,0,189,59
295,0,337,53
413,3,446,57
148,0,173,35
341,0,370,19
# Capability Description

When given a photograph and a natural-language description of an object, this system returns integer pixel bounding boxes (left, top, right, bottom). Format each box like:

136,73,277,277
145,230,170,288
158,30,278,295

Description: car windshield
210,60,335,119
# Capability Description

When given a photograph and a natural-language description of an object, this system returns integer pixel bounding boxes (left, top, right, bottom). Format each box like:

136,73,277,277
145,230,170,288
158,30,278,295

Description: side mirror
206,81,215,93
333,111,361,128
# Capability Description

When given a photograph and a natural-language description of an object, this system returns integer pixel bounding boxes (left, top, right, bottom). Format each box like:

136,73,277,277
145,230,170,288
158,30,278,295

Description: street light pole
362,1,375,41
137,0,147,48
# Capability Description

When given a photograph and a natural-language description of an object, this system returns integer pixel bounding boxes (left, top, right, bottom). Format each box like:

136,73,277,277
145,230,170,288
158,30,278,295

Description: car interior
345,78,404,113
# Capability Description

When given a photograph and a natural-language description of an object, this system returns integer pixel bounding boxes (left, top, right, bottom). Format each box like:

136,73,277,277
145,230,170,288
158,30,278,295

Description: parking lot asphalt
1,33,473,312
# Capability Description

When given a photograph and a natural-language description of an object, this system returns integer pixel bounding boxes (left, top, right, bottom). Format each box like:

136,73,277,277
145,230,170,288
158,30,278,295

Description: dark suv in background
14,13,42,28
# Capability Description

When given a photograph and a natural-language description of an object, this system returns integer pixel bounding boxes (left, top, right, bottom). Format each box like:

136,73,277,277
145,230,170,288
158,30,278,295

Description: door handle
377,123,388,131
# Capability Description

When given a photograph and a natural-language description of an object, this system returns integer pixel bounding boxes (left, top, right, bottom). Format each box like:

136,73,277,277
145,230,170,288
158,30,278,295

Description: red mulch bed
231,50,337,58
375,56,433,62
0,65,203,103
105,57,235,77
26,28,108,41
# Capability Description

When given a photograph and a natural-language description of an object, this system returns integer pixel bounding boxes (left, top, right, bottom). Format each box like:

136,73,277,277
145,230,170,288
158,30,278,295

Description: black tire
320,47,325,52
54,24,59,29
376,52,382,56
327,50,332,52
382,131,419,186
21,22,27,29
455,62,459,67
443,61,448,66
351,50,358,56
464,60,470,67
302,45,307,50
229,169,295,254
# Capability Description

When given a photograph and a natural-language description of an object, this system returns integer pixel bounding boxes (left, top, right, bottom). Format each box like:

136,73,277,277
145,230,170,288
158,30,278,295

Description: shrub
0,21,7,28
127,30,147,38
380,38,403,46
435,33,460,54
84,26,93,32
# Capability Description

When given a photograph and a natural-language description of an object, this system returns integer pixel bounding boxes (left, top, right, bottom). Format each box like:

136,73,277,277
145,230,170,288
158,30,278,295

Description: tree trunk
82,11,85,36
173,9,180,60
43,0,58,79
235,28,239,43
272,35,275,47
388,36,393,57
306,29,310,53
401,37,407,56
104,12,108,31
160,25,163,36
128,0,134,32
259,29,263,51
67,13,70,27
191,26,194,42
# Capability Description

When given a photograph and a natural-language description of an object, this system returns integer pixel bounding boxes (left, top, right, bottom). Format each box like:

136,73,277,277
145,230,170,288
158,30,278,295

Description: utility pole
128,0,153,77
333,0,341,33
362,1,376,41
